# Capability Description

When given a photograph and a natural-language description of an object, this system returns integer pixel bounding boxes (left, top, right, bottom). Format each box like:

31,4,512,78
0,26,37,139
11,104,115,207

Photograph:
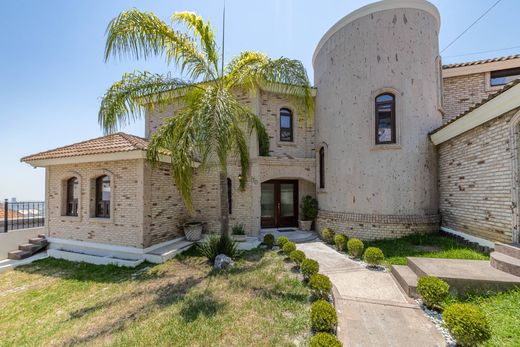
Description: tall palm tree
99,10,313,211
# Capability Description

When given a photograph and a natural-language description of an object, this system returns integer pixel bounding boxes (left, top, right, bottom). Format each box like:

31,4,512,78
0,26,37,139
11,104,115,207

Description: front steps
491,243,520,277
7,235,48,260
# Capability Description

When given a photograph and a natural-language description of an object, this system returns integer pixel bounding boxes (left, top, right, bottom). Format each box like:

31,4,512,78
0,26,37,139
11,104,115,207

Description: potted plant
299,195,318,231
183,221,204,241
231,224,247,242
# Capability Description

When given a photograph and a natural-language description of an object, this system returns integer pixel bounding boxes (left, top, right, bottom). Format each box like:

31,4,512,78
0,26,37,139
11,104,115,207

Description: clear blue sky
1,0,518,201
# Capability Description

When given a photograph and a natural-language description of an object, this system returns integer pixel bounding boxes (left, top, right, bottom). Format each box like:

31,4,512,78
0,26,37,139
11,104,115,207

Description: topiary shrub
301,258,320,279
301,195,319,220
363,247,384,267
290,250,306,265
443,303,491,347
309,332,342,347
277,236,289,248
417,276,450,309
197,234,242,263
263,233,275,248
310,299,337,332
334,234,348,252
283,241,296,255
309,273,332,300
347,238,364,258
321,228,335,244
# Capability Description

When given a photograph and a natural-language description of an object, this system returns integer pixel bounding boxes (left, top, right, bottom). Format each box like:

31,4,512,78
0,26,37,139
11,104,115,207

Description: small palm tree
99,10,313,211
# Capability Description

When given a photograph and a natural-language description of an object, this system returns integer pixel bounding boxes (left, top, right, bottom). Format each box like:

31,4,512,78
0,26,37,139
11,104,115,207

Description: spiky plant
99,10,314,211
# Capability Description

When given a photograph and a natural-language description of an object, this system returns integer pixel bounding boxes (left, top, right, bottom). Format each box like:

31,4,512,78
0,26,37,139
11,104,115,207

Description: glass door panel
280,184,295,217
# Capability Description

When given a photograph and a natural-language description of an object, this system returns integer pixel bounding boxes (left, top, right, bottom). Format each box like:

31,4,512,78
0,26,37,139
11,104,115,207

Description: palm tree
99,10,313,211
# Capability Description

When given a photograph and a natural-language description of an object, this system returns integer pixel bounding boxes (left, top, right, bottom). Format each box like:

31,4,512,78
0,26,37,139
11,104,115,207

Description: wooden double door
261,180,299,228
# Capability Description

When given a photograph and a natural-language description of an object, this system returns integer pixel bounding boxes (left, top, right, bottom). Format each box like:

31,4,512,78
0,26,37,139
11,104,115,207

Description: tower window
375,93,396,144
319,147,325,189
280,108,293,142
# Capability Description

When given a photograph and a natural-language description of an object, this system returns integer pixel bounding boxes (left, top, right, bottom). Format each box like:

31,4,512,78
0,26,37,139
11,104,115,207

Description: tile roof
430,79,520,135
21,132,159,162
0,209,23,219
442,54,520,69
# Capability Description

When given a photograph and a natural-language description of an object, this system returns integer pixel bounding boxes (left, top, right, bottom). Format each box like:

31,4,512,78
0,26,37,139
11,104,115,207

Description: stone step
19,243,40,252
28,237,47,246
8,250,32,260
391,265,419,298
495,243,520,260
491,251,520,277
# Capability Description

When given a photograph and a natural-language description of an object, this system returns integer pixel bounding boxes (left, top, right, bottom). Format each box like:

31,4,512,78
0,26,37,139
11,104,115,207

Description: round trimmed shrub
363,247,384,267
277,236,289,248
282,241,296,255
443,303,491,346
301,258,320,279
347,238,364,258
417,276,450,309
290,250,306,265
263,234,275,248
309,273,332,299
309,332,342,347
334,234,348,252
321,228,335,244
310,299,337,332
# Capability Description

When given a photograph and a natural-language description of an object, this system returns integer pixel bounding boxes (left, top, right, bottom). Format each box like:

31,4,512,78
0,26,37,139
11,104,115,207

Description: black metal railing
3,199,45,232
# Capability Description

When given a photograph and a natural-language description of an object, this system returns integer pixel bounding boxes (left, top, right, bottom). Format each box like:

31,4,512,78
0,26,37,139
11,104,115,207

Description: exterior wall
313,6,441,239
438,109,519,243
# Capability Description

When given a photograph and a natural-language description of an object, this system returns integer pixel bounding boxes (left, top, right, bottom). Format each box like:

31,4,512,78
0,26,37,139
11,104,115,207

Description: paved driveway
297,242,445,347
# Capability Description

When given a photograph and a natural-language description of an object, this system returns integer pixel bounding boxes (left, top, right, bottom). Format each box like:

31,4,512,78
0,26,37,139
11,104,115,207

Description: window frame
227,177,232,215
65,177,79,217
490,67,520,87
279,108,294,142
319,147,325,189
375,93,396,145
95,175,111,218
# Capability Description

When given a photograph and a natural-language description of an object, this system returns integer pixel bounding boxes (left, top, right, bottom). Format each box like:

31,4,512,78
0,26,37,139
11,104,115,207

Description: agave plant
99,10,314,211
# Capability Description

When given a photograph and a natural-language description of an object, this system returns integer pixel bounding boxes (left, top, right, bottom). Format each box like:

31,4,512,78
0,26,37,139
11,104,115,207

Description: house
21,0,520,264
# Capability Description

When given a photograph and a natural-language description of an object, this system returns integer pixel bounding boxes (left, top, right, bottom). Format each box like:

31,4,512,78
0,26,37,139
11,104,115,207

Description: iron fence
3,199,45,232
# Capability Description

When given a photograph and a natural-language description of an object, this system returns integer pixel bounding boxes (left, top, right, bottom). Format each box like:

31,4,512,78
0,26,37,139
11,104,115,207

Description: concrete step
406,257,427,278
495,243,520,260
19,243,40,252
8,250,32,260
491,251,520,277
28,237,47,246
391,265,419,298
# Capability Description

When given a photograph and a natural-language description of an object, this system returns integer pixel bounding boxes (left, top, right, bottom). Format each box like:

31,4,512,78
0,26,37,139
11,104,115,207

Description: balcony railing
3,199,45,232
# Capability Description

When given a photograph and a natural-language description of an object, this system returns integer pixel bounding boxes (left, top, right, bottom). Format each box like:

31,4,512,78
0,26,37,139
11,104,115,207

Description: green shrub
290,250,306,265
363,247,384,267
197,234,242,263
443,303,491,346
334,234,348,252
309,273,332,299
321,228,335,244
301,195,319,220
263,234,275,248
277,236,289,248
283,241,296,255
301,258,320,279
231,224,245,235
417,276,450,309
347,238,364,258
310,299,337,332
309,332,342,347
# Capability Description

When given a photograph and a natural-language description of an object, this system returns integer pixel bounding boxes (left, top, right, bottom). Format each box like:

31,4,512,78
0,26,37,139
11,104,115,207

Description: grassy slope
0,249,310,347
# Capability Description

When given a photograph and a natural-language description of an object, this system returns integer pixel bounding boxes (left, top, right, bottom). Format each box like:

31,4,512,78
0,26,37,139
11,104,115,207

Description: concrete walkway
297,242,445,347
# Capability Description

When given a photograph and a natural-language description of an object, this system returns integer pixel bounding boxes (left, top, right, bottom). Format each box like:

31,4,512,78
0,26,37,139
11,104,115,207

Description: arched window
280,108,293,142
227,177,232,215
375,93,396,144
95,175,111,218
66,177,79,216
319,147,325,189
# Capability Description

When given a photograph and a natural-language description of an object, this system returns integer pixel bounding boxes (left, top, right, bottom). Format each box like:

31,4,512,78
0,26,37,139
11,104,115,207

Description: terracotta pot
183,222,203,241
298,220,313,231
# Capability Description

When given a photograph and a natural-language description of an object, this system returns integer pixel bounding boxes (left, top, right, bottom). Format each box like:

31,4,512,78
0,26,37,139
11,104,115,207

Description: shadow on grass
179,290,227,322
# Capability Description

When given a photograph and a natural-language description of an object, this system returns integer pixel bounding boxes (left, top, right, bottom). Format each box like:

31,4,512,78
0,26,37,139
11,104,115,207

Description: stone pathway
297,242,445,347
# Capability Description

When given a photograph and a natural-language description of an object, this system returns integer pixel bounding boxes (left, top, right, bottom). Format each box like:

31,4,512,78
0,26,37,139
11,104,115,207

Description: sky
1,0,519,201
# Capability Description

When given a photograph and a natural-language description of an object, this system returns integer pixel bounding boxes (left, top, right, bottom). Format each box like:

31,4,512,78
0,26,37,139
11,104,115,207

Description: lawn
0,248,311,347
365,233,489,266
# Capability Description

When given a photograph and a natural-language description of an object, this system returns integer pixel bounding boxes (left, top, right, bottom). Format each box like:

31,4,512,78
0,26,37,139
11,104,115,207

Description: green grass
365,233,489,266
0,248,311,347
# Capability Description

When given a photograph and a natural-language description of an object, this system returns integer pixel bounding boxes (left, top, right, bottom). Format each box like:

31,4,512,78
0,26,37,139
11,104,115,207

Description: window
375,93,396,144
95,175,111,218
227,178,232,214
490,68,520,87
279,108,293,142
319,147,325,189
66,177,79,216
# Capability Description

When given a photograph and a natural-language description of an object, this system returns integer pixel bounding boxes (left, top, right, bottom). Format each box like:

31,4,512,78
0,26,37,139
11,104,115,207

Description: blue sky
1,0,519,201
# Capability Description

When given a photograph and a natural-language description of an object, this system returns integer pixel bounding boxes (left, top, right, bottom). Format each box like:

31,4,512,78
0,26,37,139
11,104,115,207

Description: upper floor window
66,177,79,217
95,175,111,218
375,93,396,145
280,108,293,142
227,178,232,215
490,67,520,87
319,147,325,189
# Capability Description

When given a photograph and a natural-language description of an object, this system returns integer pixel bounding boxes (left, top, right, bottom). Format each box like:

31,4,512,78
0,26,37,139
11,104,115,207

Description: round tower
313,0,442,239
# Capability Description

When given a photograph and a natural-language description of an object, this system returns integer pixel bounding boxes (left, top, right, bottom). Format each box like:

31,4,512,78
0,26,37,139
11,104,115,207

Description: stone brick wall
438,109,519,243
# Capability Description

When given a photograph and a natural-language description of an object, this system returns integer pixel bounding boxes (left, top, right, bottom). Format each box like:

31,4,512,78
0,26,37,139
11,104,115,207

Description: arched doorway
261,180,299,228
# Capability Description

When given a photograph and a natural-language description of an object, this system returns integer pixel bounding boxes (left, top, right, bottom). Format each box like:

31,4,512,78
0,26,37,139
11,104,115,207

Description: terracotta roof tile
442,54,520,69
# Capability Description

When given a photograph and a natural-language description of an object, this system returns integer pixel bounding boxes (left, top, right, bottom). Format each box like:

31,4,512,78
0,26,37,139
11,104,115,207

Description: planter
183,222,203,241
232,235,247,242
299,220,313,231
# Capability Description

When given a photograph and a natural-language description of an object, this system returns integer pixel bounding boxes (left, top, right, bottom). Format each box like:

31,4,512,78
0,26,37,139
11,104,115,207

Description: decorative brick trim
318,210,439,224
